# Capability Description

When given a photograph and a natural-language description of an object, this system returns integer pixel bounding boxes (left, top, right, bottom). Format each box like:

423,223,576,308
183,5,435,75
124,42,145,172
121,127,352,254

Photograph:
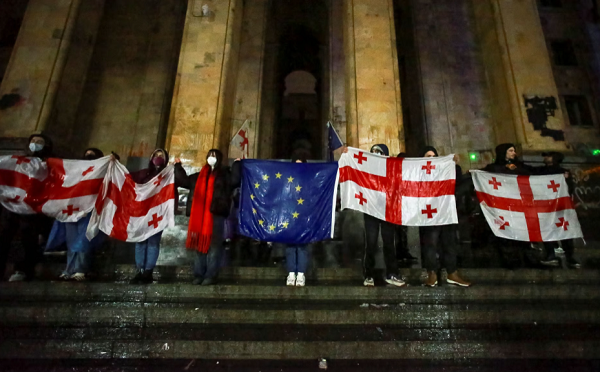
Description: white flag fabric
338,147,458,226
0,155,109,221
471,170,583,242
230,120,250,159
86,161,175,242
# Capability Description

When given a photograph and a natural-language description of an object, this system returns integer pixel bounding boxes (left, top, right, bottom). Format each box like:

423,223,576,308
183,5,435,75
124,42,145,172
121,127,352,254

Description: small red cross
62,205,80,216
421,161,436,175
148,213,163,229
5,195,21,203
355,192,367,205
547,180,560,193
421,204,437,219
489,177,502,190
556,217,569,231
496,216,510,230
239,129,249,149
11,155,30,165
154,175,165,186
354,152,368,165
82,166,95,176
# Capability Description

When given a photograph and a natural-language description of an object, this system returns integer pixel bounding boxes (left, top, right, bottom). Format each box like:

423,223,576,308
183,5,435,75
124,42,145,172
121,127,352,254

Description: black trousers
544,239,575,260
0,209,47,279
420,224,458,274
395,225,410,259
363,214,397,279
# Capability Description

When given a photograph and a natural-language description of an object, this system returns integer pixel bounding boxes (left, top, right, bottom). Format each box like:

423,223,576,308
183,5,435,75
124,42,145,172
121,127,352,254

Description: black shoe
201,277,217,286
540,258,560,267
140,269,154,284
567,258,581,269
192,277,204,285
398,253,418,262
129,270,144,284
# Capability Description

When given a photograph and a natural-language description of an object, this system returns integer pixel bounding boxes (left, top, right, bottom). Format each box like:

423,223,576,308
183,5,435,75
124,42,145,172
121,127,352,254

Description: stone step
33,263,600,284
0,339,598,360
1,282,599,303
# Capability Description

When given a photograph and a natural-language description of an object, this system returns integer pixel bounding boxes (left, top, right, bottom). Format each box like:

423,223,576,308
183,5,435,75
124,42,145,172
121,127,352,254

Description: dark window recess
550,40,578,66
564,96,593,127
540,0,562,7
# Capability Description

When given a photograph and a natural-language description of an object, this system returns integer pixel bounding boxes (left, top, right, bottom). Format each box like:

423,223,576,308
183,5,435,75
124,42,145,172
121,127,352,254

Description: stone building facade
1,0,599,170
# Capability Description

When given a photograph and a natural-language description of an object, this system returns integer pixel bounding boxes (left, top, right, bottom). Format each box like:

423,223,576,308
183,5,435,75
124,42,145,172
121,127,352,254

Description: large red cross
547,180,560,193
12,156,31,165
355,192,367,205
62,205,80,216
489,177,502,190
476,175,573,242
421,204,437,219
339,154,455,224
238,130,249,149
354,152,368,165
148,213,163,229
422,161,436,175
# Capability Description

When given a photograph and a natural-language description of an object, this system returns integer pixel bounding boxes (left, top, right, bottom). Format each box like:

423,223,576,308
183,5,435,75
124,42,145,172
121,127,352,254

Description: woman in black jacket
175,149,240,285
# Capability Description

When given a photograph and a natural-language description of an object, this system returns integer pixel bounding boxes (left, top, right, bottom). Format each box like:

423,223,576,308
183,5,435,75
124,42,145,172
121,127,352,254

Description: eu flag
239,160,339,244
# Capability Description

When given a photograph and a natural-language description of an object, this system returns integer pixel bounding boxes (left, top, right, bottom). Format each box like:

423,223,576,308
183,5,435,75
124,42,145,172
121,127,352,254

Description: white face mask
207,156,217,166
29,143,43,153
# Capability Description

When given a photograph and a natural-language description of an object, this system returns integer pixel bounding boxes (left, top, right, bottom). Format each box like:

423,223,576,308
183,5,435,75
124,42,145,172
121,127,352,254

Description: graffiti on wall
570,164,600,239
523,95,565,141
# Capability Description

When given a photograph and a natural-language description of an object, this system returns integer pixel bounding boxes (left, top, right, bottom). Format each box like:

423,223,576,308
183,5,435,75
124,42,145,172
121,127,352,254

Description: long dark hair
207,148,224,170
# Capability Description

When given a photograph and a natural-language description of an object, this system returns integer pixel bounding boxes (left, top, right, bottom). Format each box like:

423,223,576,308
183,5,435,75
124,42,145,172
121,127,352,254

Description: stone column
166,0,243,168
473,0,568,152
343,0,404,154
0,0,82,138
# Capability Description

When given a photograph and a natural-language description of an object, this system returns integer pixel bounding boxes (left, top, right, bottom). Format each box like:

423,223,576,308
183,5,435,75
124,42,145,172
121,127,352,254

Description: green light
593,149,600,156
469,153,478,161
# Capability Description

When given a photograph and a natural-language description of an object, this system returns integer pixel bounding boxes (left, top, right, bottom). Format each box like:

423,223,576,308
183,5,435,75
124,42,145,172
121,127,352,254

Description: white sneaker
295,273,305,287
363,277,375,287
286,272,296,286
71,273,87,281
9,271,27,282
385,275,406,287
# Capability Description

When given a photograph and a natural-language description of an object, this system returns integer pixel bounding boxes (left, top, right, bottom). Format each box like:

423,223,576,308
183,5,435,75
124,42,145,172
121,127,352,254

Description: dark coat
483,143,532,175
175,161,241,218
130,148,170,184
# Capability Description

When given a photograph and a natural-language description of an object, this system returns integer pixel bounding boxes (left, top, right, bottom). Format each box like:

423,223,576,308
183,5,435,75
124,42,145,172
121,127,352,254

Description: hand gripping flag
238,160,339,244
339,147,457,226
231,120,250,159
471,171,583,242
0,155,109,221
86,161,175,242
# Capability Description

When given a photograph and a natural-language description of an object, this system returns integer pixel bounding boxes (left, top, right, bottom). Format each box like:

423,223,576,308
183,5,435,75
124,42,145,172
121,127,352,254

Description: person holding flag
174,150,240,286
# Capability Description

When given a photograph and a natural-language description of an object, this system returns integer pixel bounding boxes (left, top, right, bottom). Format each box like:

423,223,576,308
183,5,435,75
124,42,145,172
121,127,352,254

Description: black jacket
483,143,532,175
175,161,241,218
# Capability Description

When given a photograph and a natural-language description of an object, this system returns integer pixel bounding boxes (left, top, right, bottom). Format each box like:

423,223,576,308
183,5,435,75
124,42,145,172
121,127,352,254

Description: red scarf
186,165,216,253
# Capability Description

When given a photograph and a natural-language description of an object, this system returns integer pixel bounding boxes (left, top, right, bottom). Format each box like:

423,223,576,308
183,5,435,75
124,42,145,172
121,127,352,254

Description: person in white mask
174,149,241,285
1,133,54,282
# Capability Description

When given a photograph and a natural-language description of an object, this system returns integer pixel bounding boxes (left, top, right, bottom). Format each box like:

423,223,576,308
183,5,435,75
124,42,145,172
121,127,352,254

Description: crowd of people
0,134,580,288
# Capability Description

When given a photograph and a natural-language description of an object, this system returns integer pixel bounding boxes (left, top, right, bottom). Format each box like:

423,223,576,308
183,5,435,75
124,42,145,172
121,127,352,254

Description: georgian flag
86,161,175,242
471,171,583,242
339,147,458,226
230,120,250,159
0,155,109,221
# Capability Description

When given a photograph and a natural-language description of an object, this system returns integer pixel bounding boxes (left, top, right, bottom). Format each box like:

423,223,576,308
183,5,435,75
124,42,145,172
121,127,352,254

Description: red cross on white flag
338,147,458,226
86,162,175,242
471,171,583,242
230,120,250,159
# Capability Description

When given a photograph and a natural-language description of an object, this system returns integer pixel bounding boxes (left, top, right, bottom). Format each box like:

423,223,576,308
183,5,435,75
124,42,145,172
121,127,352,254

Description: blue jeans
62,217,104,276
135,232,163,270
194,216,225,279
286,245,309,273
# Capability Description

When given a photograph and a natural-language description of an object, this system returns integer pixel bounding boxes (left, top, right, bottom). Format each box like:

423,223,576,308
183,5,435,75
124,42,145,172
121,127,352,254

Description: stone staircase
1,260,600,371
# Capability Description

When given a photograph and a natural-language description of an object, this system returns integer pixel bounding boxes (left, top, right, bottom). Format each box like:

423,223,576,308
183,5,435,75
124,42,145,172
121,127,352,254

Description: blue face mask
29,143,43,153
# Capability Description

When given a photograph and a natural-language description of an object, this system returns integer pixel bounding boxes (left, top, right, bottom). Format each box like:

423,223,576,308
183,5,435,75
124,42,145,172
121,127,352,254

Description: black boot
129,270,144,284
140,269,154,284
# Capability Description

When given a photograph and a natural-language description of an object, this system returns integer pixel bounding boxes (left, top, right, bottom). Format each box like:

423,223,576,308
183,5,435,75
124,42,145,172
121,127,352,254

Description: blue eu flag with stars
239,160,339,244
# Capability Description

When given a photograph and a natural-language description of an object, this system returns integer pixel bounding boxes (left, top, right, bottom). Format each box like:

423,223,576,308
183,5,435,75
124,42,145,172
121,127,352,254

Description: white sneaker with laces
363,277,375,287
286,272,296,286
295,273,306,287
385,275,406,287
9,271,27,282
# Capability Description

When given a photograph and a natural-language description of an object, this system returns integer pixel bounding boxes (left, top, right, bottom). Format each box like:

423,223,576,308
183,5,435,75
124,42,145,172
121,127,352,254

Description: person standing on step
49,148,109,281
174,149,240,286
285,155,310,287
537,151,581,269
128,148,170,284
420,146,471,287
343,145,405,288
482,143,533,269
0,133,54,282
